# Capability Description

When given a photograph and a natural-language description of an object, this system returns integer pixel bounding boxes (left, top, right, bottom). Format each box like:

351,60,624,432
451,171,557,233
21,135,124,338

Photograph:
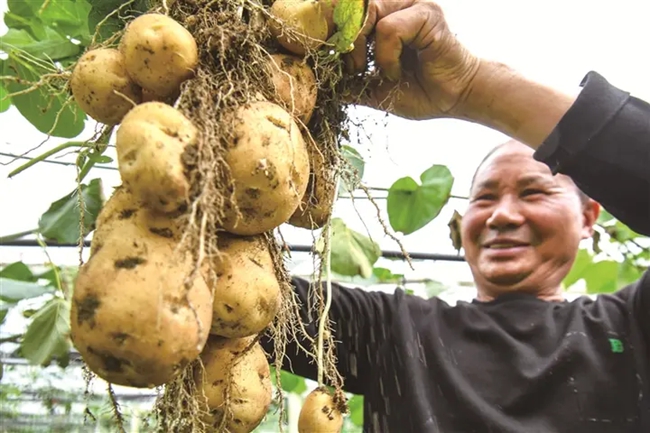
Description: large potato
71,190,213,388
298,387,344,433
115,102,197,215
288,136,337,229
91,185,186,255
195,336,272,433
269,0,329,56
222,101,310,235
267,53,317,124
119,13,198,99
70,48,142,125
208,233,281,338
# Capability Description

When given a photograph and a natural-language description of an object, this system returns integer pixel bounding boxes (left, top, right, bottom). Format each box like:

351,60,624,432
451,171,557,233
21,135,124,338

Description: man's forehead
473,143,561,189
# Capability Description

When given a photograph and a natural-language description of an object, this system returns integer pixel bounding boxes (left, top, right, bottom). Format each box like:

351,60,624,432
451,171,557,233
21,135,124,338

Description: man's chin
483,270,531,288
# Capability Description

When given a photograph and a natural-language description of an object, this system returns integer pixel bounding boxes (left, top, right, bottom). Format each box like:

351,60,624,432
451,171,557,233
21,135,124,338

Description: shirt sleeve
534,71,650,236
260,276,397,395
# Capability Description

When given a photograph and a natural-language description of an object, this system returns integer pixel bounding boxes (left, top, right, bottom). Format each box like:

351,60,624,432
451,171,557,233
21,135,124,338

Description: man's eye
474,194,495,201
522,189,545,196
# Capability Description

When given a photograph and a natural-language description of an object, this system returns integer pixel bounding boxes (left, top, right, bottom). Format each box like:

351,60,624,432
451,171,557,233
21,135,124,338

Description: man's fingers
374,1,442,81
347,0,416,73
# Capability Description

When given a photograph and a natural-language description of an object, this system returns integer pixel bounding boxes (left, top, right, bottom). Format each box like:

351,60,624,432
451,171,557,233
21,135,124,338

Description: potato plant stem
8,141,87,178
316,174,342,386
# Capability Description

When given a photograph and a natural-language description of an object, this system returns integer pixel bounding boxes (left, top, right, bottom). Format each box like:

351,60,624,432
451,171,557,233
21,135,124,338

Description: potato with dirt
90,185,186,255
298,387,345,433
71,188,213,388
221,101,310,235
208,233,281,338
289,135,337,229
115,101,198,215
70,48,142,125
120,13,198,99
195,336,272,433
269,0,330,56
267,53,318,124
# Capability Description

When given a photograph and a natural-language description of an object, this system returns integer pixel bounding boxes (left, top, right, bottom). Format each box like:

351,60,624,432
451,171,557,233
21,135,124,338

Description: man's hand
346,0,578,148
348,0,480,120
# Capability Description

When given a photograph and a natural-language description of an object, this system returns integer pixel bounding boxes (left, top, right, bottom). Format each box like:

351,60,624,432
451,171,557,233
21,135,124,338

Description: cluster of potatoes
69,1,345,432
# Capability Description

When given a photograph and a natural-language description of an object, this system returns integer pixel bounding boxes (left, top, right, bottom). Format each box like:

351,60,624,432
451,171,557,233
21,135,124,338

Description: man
263,1,650,431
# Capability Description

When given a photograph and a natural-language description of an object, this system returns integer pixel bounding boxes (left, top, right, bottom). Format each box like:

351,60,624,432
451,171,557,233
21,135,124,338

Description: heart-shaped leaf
387,164,454,235
20,296,72,367
0,278,55,302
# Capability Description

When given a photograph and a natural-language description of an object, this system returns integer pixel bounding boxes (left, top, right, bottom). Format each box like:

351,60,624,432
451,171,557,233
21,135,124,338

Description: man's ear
581,199,601,239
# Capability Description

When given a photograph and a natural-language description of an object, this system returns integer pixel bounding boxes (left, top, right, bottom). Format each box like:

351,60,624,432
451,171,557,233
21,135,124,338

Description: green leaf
330,218,381,278
38,178,104,244
0,278,55,302
327,0,367,53
279,370,307,394
20,297,72,367
4,0,48,40
423,279,448,298
347,394,364,426
0,262,36,282
88,0,152,44
0,303,11,325
39,0,93,41
0,83,11,113
372,267,403,284
618,260,643,287
3,54,87,138
584,260,619,294
387,164,454,235
339,145,365,195
563,249,593,289
0,28,81,60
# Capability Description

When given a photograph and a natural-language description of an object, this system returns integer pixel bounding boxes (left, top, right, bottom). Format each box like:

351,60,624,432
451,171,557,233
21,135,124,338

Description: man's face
461,142,599,299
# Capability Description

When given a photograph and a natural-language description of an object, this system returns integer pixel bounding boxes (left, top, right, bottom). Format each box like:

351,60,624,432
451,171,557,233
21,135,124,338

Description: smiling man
463,140,600,302
262,1,650,432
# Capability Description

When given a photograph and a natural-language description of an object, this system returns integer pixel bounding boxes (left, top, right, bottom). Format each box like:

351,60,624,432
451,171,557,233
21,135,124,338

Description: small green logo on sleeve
609,338,624,353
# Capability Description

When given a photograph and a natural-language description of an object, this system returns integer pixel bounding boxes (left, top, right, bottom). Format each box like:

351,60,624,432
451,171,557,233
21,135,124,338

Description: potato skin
298,387,344,433
115,102,197,215
209,233,281,338
222,101,310,235
119,13,198,98
70,48,142,125
288,136,336,229
267,53,318,124
269,0,329,56
71,188,212,388
195,336,272,433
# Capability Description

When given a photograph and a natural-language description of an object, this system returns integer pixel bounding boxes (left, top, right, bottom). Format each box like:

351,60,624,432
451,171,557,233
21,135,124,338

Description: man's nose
486,196,525,229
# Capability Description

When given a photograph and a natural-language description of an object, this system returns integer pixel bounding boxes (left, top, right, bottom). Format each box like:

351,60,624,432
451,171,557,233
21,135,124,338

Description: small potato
195,336,272,433
267,53,318,124
70,48,142,125
289,135,337,229
222,101,310,235
208,233,281,338
298,387,345,433
115,102,197,214
120,13,198,98
71,188,213,388
269,0,329,56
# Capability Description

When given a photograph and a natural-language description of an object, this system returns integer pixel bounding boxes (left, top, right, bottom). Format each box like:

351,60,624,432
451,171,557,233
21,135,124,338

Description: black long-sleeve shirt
262,72,650,432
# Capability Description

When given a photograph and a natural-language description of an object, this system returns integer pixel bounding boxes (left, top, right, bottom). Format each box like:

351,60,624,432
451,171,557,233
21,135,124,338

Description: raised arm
462,65,650,236
261,276,398,395
351,0,649,236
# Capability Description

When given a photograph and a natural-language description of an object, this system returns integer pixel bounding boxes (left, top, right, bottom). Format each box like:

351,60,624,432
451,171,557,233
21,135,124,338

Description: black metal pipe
0,239,466,262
